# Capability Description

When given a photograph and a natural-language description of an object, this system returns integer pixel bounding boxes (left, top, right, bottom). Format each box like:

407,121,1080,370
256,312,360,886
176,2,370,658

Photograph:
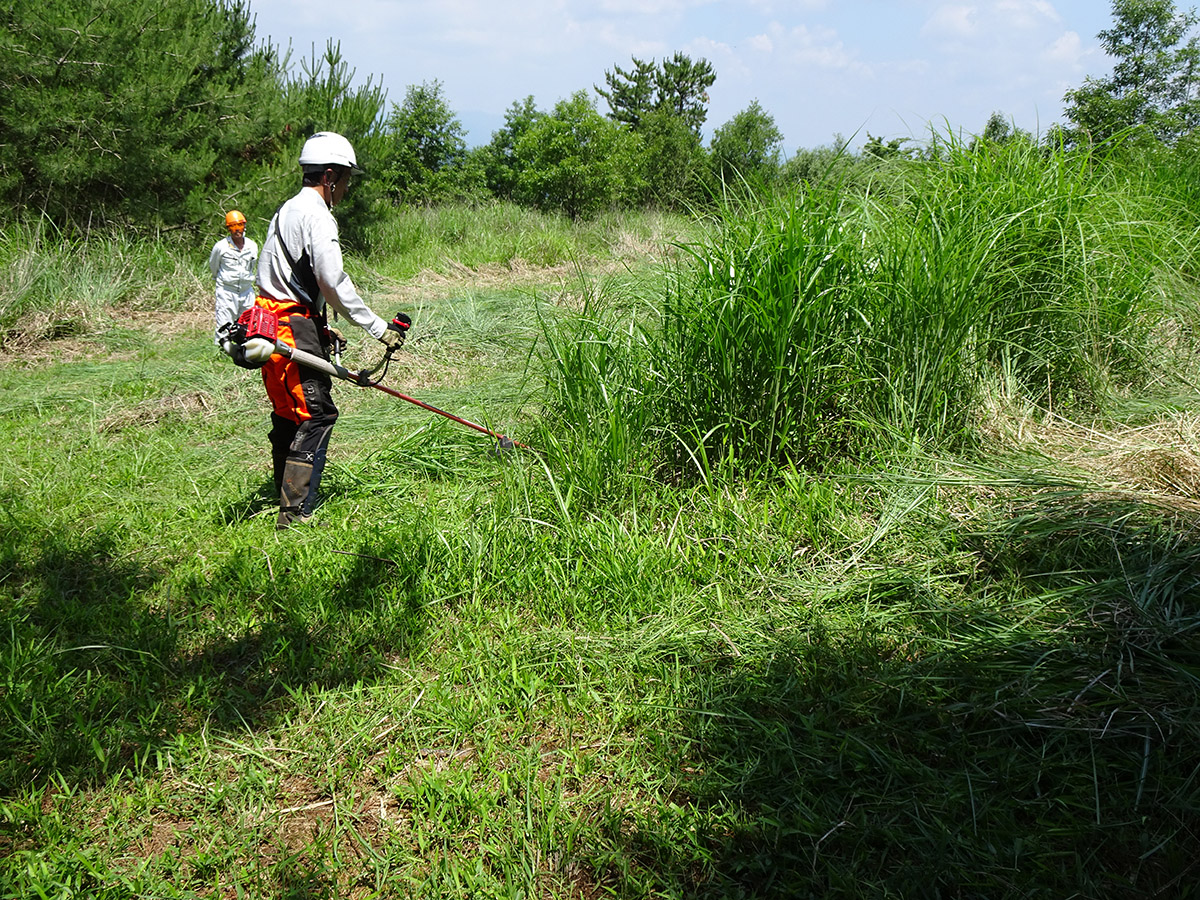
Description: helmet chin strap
305,167,342,208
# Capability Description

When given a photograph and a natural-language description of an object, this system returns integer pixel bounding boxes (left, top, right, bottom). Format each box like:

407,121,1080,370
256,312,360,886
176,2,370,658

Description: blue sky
246,0,1118,152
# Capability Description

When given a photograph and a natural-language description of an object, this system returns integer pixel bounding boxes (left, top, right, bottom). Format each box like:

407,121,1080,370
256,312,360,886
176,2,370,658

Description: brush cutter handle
274,341,380,386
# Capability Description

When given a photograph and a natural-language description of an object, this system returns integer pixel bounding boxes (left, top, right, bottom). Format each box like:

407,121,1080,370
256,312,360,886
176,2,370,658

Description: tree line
2,0,1197,239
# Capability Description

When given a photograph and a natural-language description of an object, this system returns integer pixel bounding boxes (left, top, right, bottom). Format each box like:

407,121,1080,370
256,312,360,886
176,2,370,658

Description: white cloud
997,0,1060,29
593,0,687,13
574,19,670,56
922,0,1064,44
922,4,976,41
1043,30,1083,65
746,0,828,11
687,35,748,76
748,33,774,54
780,23,868,74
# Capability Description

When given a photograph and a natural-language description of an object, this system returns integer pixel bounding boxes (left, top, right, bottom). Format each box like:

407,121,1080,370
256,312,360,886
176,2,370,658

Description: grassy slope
2,213,1199,899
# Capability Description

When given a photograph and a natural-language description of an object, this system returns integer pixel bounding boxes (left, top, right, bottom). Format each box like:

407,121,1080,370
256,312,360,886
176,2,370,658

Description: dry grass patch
980,403,1200,510
136,301,212,339
99,390,218,433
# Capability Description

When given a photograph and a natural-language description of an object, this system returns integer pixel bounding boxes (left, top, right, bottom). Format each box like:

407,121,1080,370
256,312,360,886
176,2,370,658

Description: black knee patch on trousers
304,447,328,516
278,458,314,527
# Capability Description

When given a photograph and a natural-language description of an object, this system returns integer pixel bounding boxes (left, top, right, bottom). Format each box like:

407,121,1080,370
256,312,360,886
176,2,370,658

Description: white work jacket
255,187,387,339
209,234,259,343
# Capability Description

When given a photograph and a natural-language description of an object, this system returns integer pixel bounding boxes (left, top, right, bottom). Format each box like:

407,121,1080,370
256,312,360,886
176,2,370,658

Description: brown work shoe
276,510,328,530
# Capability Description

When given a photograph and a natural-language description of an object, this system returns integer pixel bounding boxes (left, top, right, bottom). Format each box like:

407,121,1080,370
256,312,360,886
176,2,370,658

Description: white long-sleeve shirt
255,187,387,339
209,234,258,343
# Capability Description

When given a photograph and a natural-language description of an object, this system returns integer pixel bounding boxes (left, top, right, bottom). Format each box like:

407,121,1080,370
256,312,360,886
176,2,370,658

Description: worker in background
210,210,258,350
241,131,409,529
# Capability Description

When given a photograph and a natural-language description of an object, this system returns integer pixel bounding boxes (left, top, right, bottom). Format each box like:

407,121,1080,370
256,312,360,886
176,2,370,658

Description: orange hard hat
225,210,247,230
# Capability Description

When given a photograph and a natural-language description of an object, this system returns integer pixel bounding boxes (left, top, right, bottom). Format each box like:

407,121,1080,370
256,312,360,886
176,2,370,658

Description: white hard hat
298,131,364,175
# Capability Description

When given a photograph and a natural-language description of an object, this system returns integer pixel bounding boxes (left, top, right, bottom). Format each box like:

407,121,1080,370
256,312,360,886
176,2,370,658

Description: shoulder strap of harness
268,218,325,322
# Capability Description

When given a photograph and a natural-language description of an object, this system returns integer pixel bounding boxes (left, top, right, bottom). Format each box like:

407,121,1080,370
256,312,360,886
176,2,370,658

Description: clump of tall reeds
534,274,661,505
539,133,1197,483
874,131,1168,417
656,184,868,474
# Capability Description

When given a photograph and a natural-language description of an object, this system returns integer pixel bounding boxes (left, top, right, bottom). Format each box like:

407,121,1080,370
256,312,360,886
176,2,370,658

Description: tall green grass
533,274,662,506
539,134,1200,483
665,185,869,472
855,134,1156,437
0,221,205,345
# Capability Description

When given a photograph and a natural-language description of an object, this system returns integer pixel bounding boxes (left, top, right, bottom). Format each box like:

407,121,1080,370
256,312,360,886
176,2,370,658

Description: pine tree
1,0,284,228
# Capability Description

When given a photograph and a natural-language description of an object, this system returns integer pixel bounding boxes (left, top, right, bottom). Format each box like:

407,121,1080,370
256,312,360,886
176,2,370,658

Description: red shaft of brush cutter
277,342,528,450
368,381,528,448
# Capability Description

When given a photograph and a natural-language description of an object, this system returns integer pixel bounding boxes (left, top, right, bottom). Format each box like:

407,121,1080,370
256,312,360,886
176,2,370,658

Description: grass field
2,174,1200,898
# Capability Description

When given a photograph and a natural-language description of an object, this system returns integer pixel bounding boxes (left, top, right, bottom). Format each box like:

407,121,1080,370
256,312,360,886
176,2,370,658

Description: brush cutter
231,307,527,454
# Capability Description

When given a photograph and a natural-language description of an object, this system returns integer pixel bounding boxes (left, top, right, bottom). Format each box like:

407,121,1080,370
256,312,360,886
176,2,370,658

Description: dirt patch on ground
130,816,194,859
138,303,213,338
0,294,214,366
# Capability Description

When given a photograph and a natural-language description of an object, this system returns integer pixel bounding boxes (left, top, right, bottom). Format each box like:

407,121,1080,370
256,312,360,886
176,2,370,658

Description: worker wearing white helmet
243,131,410,529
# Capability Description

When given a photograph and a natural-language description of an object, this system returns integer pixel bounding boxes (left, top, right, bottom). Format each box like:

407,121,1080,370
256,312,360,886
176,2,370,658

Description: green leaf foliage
542,132,1196,477
656,52,717,135
1064,0,1200,144
481,96,545,202
378,80,482,207
862,132,914,160
597,52,716,136
708,100,784,190
595,58,658,130
256,43,389,252
636,110,708,209
513,91,644,219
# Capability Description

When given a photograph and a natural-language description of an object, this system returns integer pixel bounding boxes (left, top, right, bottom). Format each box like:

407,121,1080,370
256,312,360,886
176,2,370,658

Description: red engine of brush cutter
235,306,278,342
228,306,279,369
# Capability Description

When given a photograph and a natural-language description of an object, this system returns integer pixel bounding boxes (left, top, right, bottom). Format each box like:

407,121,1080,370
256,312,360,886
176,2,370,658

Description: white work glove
241,337,276,365
220,339,235,357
